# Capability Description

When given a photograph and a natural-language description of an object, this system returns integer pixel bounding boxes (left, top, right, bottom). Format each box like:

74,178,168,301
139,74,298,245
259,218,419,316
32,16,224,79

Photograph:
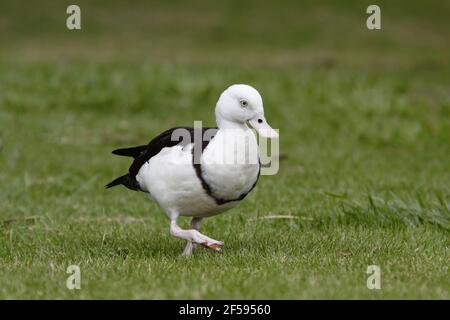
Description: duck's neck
216,117,249,131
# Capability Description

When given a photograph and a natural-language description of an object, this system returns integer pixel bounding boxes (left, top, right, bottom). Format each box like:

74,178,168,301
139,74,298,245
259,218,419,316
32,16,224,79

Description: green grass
0,0,449,299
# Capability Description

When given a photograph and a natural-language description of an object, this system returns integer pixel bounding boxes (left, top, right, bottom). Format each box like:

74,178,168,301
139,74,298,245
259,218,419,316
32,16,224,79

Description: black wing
129,126,217,178
107,126,218,191
112,145,147,158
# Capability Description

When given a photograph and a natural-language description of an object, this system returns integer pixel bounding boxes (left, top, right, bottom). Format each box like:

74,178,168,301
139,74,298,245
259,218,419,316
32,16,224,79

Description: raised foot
190,230,224,252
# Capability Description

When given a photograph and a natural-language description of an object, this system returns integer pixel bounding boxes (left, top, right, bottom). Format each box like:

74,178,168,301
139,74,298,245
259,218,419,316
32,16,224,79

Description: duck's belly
136,144,239,217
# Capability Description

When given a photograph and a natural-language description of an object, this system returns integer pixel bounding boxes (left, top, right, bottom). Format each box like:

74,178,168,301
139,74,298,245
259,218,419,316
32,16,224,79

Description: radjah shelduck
106,84,278,256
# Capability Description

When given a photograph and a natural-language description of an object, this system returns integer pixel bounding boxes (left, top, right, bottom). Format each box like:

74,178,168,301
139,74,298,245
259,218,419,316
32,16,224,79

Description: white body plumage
136,126,260,218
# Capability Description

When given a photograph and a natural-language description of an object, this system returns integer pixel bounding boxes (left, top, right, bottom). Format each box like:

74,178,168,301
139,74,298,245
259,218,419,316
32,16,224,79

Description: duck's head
215,84,278,138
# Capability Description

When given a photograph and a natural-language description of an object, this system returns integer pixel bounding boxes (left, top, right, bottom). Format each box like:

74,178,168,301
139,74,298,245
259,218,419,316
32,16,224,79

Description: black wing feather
112,145,147,158
107,126,218,191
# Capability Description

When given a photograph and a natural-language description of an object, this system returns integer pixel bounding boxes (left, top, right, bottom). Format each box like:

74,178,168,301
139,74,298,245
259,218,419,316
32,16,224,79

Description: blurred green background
1,0,449,66
0,0,448,299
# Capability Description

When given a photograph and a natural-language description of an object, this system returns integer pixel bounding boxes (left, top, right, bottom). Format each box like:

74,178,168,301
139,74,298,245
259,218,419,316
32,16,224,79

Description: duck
106,84,278,255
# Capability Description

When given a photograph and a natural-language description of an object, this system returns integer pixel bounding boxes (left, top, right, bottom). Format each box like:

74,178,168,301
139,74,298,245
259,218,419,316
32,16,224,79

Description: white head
215,84,278,138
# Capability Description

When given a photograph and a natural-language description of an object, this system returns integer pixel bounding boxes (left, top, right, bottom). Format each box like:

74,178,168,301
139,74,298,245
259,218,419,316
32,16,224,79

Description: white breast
201,127,260,200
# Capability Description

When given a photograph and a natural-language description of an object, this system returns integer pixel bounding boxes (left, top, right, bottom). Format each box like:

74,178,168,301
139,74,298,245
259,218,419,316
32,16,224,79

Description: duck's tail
105,173,140,191
112,145,147,158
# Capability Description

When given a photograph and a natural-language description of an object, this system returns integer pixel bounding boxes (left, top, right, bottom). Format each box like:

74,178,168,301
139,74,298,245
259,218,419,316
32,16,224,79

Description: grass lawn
0,0,449,299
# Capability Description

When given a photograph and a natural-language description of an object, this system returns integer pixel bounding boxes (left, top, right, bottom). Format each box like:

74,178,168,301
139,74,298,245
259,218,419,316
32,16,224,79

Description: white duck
106,84,278,255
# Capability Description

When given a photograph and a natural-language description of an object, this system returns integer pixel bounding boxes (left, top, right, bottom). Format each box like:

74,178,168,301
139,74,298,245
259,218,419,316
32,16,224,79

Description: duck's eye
240,100,248,107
